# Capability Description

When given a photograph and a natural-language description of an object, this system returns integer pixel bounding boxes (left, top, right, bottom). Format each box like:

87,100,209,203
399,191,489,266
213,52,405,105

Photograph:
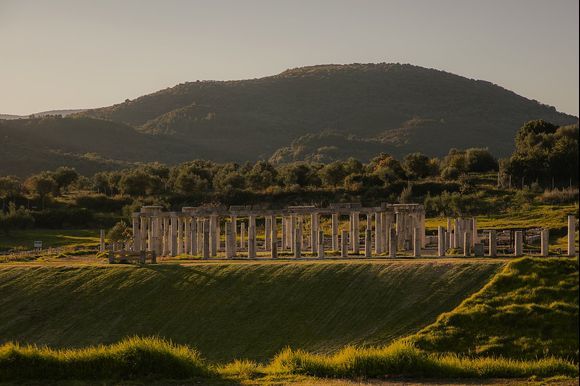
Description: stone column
488,230,497,257
374,213,382,254
340,230,348,258
132,213,140,252
271,232,278,259
540,228,549,257
293,227,301,258
310,212,319,253
202,218,210,259
281,216,287,250
190,217,197,255
99,229,105,252
265,216,272,251
248,223,256,258
413,227,421,257
231,215,237,251
225,221,234,258
240,222,246,250
170,212,178,257
216,219,222,252
196,218,203,255
420,211,426,248
568,215,576,257
464,232,471,257
153,216,162,255
351,212,360,254
365,228,372,258
289,214,296,253
438,226,446,257
176,216,183,255
472,217,478,246
332,213,339,250
210,215,218,257
453,218,460,250
389,228,397,258
384,213,392,254
514,230,523,257
317,230,325,258
139,215,148,251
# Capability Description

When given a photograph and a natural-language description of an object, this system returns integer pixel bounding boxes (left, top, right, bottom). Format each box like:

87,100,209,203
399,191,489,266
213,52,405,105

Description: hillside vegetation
0,260,500,362
411,257,579,361
1,64,576,175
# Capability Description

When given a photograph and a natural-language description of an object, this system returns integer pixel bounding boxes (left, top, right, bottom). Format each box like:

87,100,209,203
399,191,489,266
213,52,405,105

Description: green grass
411,257,579,361
0,260,501,362
0,228,99,251
0,337,576,382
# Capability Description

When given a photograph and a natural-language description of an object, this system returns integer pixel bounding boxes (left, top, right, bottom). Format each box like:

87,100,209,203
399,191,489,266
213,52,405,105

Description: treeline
0,120,577,232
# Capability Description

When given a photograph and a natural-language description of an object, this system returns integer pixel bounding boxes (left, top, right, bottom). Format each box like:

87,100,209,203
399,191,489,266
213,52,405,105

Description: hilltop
1,63,577,175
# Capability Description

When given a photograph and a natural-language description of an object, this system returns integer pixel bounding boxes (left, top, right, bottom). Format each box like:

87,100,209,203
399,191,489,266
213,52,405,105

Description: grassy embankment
0,258,577,382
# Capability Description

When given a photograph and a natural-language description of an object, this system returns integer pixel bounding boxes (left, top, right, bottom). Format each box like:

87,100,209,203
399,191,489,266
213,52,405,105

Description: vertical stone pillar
132,213,140,252
340,230,348,258
374,213,382,254
464,232,471,257
216,219,222,252
488,230,497,257
310,212,319,253
240,221,246,250
438,226,446,257
317,230,325,258
201,218,210,259
413,228,421,257
289,214,296,253
351,212,360,254
225,221,234,258
248,224,256,258
365,228,372,257
265,216,272,251
568,215,576,257
99,229,105,252
293,227,301,258
389,228,397,258
420,210,426,248
152,216,161,255
270,215,277,258
231,216,237,251
453,218,460,250
209,215,218,257
177,216,183,255
332,213,339,250
170,212,178,257
384,213,392,254
540,229,549,257
139,215,147,251
196,218,203,255
514,231,523,257
160,217,168,256
298,216,305,250
190,217,197,255
472,217,478,246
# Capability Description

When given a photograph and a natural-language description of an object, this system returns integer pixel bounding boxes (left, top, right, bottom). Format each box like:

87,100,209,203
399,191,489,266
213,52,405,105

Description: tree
403,152,431,179
0,202,34,234
24,172,58,209
319,161,347,187
53,167,79,192
0,176,21,211
247,161,277,190
465,148,498,172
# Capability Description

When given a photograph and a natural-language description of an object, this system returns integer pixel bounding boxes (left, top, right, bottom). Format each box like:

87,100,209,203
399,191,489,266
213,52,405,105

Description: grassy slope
411,258,579,361
0,229,99,251
0,260,501,362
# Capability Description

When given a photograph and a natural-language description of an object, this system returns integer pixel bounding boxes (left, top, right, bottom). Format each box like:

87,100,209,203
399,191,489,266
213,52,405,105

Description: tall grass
0,336,210,381
264,341,578,379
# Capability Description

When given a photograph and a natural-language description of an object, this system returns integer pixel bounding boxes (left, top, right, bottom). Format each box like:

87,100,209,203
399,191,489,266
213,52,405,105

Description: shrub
539,188,579,204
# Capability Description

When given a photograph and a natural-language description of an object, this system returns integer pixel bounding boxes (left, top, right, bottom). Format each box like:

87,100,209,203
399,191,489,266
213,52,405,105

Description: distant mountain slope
81,63,577,161
0,109,87,120
0,117,197,176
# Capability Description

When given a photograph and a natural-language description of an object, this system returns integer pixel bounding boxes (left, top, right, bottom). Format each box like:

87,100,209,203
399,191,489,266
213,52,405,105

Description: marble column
202,218,210,259
225,221,234,258
317,230,324,258
176,216,183,255
240,222,246,250
248,224,256,258
413,227,421,257
270,215,278,258
464,232,471,257
340,229,348,258
170,212,177,257
210,215,218,257
351,212,360,254
190,217,197,255
231,215,237,252
265,216,272,251
389,228,397,258
310,213,319,253
374,213,381,254
139,215,148,251
332,213,339,250
99,229,105,252
438,226,446,257
540,229,549,257
568,215,576,257
365,228,372,257
293,227,301,258
132,213,140,252
514,230,523,257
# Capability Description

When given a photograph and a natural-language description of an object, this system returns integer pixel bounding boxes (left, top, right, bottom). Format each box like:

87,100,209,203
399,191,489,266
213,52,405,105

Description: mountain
1,63,577,176
0,109,87,120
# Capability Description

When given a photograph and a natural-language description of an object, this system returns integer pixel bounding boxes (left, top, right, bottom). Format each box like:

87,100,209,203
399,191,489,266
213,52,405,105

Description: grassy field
0,228,99,251
411,257,579,361
0,260,501,362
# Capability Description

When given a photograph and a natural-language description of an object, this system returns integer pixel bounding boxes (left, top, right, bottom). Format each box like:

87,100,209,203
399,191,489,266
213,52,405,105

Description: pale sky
1,0,578,116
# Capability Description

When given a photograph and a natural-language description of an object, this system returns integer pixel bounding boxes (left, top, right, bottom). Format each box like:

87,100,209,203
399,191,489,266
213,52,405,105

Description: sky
0,0,578,116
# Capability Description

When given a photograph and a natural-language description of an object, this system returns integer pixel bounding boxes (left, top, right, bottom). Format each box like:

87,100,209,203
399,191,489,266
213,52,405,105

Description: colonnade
131,203,427,258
